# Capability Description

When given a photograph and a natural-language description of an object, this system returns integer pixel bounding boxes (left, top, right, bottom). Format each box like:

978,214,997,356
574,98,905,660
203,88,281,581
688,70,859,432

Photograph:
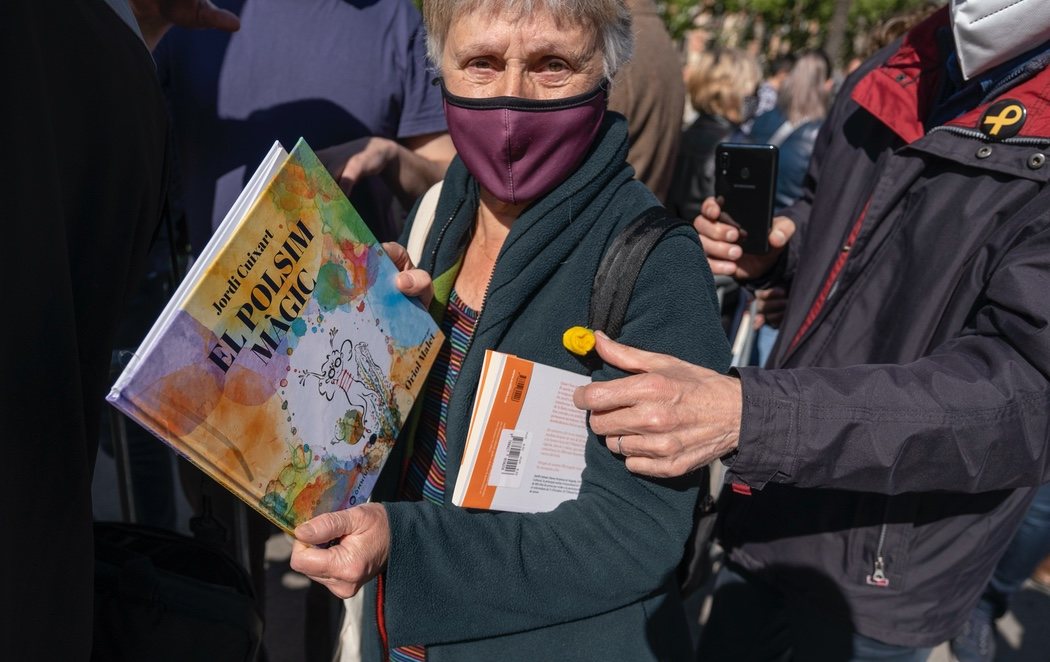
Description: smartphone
715,143,778,255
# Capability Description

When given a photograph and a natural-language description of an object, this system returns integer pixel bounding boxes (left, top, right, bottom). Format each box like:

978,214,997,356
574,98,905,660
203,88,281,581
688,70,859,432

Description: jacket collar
851,6,1050,144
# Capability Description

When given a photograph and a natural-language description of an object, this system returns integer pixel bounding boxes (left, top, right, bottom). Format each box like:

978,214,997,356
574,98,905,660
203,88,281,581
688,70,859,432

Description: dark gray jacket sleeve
726,222,1050,494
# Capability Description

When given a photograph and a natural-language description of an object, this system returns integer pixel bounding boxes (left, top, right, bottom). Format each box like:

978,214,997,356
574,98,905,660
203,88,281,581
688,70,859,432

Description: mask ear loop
598,78,611,109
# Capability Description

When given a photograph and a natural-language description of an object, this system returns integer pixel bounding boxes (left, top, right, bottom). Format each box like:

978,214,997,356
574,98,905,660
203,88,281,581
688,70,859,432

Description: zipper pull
865,556,890,587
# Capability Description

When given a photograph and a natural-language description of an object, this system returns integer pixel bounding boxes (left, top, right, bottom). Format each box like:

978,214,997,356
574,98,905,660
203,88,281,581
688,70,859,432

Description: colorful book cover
108,139,442,533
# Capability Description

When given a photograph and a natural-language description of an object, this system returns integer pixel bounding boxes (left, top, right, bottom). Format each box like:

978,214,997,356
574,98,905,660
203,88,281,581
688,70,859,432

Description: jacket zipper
865,501,892,588
926,125,1050,146
460,255,496,359
787,200,870,353
427,197,465,271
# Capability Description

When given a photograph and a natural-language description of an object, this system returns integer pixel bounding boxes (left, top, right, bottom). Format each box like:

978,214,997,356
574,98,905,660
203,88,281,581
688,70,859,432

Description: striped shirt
391,289,478,662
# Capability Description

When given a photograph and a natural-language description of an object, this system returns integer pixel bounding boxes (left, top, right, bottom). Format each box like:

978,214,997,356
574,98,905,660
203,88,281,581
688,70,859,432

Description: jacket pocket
849,494,919,591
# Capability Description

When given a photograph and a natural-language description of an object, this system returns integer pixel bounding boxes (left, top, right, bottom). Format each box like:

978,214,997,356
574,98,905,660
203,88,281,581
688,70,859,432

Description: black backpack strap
589,206,690,340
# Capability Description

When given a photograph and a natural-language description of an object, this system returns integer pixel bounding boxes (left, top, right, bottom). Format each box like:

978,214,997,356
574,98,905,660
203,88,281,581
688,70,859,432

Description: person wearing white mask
572,2,1050,659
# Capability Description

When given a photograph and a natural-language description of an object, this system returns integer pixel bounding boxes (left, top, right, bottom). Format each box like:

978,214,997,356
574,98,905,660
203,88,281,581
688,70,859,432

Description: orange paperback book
453,351,591,513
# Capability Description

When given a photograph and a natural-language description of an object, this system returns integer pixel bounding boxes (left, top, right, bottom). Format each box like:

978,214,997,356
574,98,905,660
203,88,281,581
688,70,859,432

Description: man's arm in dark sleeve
727,221,1050,494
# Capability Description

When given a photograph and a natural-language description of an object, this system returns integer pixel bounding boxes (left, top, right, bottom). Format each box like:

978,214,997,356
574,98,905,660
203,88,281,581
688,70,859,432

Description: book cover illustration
108,139,442,533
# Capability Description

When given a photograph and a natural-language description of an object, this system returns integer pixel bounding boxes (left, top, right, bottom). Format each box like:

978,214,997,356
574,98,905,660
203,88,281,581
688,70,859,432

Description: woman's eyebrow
451,38,593,63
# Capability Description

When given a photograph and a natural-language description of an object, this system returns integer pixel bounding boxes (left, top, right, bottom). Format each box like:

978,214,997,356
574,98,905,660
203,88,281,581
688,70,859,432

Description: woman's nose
497,65,528,97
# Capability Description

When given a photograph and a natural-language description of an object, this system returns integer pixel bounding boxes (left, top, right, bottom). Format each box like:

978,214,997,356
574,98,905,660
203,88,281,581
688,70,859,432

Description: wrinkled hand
383,242,434,308
694,197,795,280
753,287,788,330
290,503,390,599
317,137,399,198
573,332,742,478
129,0,239,49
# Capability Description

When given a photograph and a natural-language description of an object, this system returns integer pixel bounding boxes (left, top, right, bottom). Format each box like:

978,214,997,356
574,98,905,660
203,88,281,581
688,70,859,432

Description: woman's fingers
382,241,414,271
395,269,434,307
382,242,433,305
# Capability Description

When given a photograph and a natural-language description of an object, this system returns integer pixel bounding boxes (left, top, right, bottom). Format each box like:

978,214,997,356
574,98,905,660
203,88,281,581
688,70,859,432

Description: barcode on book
511,372,527,402
489,429,530,489
501,432,526,476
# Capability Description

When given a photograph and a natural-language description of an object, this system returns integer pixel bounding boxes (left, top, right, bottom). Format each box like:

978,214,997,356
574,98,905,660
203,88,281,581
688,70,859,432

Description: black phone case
715,143,779,255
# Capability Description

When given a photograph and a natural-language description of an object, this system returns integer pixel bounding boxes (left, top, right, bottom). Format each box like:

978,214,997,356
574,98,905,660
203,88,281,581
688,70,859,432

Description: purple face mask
441,81,608,205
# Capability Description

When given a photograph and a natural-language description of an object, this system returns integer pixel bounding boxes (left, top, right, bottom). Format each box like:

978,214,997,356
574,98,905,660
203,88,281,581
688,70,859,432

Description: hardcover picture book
453,350,591,513
108,139,442,533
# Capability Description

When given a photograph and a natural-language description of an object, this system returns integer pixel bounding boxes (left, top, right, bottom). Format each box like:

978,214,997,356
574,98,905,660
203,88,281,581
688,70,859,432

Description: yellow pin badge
980,99,1026,140
562,326,596,356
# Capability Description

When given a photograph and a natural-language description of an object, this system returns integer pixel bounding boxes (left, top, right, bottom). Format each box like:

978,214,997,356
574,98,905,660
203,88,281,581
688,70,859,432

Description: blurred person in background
666,48,762,222
608,0,686,203
744,50,834,364
749,51,833,211
3,0,238,659
741,53,796,137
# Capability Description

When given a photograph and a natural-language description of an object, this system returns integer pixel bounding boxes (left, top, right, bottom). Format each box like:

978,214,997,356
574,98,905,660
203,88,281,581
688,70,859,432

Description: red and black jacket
721,7,1050,647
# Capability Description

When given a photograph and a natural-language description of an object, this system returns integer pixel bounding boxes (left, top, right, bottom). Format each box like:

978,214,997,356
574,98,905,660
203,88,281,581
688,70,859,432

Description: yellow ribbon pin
983,104,1023,136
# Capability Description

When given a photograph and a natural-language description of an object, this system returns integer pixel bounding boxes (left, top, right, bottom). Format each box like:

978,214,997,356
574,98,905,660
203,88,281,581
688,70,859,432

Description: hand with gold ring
574,331,742,478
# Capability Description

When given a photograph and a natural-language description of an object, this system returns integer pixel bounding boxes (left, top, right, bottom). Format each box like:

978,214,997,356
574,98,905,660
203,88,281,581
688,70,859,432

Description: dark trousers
696,564,932,662
983,482,1050,616
952,482,1050,662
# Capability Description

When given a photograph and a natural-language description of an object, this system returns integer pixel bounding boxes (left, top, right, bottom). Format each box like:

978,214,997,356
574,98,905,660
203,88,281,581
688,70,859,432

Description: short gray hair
422,0,633,80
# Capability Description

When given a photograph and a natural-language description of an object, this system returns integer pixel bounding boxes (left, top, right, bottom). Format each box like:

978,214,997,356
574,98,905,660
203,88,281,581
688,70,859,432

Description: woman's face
441,8,605,100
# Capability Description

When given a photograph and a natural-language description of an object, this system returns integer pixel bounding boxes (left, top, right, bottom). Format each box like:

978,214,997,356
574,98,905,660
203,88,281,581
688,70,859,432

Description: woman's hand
694,197,795,280
290,503,391,599
383,242,434,308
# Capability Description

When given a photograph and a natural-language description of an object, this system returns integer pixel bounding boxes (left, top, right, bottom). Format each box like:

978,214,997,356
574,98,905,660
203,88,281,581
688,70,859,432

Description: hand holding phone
694,201,795,281
714,143,778,255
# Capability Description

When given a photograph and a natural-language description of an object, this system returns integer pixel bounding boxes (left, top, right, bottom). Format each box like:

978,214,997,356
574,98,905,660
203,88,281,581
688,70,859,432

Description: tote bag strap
406,180,444,265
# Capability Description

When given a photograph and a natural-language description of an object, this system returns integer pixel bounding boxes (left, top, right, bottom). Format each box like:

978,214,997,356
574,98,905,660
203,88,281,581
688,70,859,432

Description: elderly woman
291,1,728,659
666,48,762,222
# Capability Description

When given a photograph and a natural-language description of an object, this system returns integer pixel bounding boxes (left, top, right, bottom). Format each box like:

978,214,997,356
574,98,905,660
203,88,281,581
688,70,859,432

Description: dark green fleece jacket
361,113,730,661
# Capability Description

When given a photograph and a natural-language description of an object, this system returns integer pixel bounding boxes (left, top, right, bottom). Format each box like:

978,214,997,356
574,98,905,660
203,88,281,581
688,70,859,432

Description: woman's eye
539,59,570,73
